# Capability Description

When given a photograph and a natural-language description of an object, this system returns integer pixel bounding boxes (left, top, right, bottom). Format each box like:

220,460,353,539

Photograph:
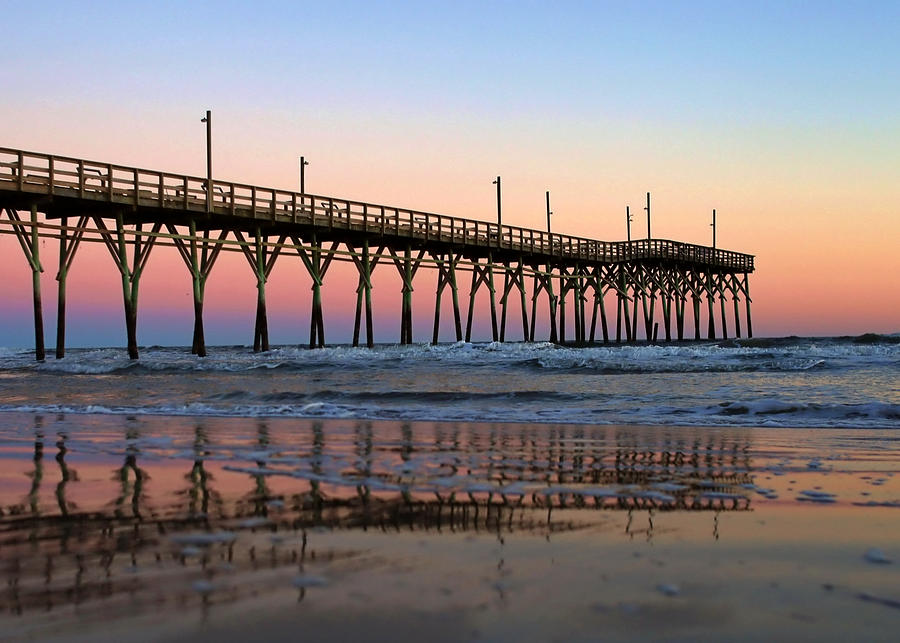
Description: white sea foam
1,338,896,375
1,397,898,428
1,337,897,429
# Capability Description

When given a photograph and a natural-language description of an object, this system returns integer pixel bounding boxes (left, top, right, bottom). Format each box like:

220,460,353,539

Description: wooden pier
0,146,755,359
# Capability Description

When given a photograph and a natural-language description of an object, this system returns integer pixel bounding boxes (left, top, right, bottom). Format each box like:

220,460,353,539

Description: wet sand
1,413,898,642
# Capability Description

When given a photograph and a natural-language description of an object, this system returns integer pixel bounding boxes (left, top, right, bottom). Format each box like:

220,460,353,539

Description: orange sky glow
1,3,897,347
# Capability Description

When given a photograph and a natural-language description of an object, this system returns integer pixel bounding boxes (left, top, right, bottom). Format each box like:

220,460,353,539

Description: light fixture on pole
644,192,651,239
492,176,502,228
201,110,212,213
300,156,309,194
546,190,552,233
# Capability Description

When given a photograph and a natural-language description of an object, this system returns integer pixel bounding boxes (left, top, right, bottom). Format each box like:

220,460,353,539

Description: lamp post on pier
711,208,717,248
626,205,632,242
300,156,309,194
201,110,212,213
644,192,651,239
493,176,502,228
546,190,552,233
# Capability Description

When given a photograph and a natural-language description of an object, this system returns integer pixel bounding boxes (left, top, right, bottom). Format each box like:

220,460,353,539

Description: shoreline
1,408,898,431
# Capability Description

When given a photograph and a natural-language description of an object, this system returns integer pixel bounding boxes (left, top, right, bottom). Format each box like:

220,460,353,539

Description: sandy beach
1,413,897,642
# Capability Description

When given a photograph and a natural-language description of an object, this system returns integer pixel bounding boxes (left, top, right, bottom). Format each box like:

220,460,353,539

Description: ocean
1,335,897,428
1,335,899,641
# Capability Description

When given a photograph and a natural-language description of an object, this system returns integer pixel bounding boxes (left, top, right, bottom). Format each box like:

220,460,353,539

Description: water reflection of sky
1,414,898,640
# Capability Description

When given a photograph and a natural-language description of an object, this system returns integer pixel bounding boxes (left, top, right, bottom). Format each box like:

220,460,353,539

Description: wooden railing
0,147,755,272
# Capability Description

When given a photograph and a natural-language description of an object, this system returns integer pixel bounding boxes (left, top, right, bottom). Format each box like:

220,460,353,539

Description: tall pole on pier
711,208,717,248
493,176,502,228
300,156,309,194
644,192,651,239
626,205,632,242
201,110,212,213
546,190,552,233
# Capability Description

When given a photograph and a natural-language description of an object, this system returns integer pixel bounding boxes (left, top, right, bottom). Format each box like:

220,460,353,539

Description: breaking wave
0,337,897,375
2,398,898,429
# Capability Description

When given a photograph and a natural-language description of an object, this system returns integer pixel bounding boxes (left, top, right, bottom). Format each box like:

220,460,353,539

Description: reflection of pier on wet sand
1,417,754,619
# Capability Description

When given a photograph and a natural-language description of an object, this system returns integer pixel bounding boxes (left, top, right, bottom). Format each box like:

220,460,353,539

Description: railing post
78,161,85,198
17,151,23,190
158,173,164,205
48,156,54,193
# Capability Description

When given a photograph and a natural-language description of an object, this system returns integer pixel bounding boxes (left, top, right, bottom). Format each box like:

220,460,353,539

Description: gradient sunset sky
1,1,898,347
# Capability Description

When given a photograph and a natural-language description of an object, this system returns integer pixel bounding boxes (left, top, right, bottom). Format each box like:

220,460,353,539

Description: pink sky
1,3,898,347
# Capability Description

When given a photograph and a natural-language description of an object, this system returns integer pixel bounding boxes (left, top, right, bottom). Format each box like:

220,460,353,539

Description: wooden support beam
464,256,498,343
731,275,742,339
405,247,414,344
431,252,462,345
639,268,657,343
233,228,274,352
744,273,753,338
616,288,623,343
547,266,558,343
389,246,424,345
706,272,716,340
662,286,673,342
528,267,558,343
673,269,690,341
93,214,160,359
631,283,639,342
693,294,702,340
465,261,479,343
168,224,227,356
450,257,463,342
254,229,273,352
287,236,338,348
55,215,67,359
30,207,45,361
559,269,567,344
310,240,326,348
54,215,88,359
499,260,528,342
499,262,512,342
598,282,609,344
4,207,46,360
574,265,586,343
350,241,381,348
718,276,729,340
588,287,598,343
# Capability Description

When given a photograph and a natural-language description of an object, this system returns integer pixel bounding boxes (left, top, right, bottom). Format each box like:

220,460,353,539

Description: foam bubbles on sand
292,574,328,588
170,531,237,546
797,490,837,504
192,580,215,595
656,583,680,597
863,548,892,564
